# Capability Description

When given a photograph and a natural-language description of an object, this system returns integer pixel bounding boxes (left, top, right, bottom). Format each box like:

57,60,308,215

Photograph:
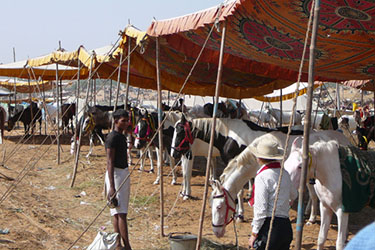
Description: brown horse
0,106,6,144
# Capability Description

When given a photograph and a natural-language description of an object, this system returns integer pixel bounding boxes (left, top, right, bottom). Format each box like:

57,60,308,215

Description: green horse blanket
338,146,375,212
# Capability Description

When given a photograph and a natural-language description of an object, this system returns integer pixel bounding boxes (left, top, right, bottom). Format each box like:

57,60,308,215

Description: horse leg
306,183,318,225
86,134,94,158
153,147,161,185
169,155,177,185
236,189,245,222
317,202,333,250
148,147,155,173
139,148,145,171
335,208,349,250
181,155,194,200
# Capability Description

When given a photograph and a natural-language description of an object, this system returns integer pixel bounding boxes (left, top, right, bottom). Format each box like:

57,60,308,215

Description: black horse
61,103,76,134
7,102,42,135
356,126,375,150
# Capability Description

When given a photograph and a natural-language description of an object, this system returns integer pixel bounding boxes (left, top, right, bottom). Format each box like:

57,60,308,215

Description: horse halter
359,135,368,150
172,122,194,152
134,117,153,141
212,187,236,228
84,113,96,134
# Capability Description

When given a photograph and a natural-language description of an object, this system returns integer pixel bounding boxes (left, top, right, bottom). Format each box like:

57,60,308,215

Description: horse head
285,137,304,190
356,126,371,150
170,114,194,159
134,109,153,149
210,179,236,238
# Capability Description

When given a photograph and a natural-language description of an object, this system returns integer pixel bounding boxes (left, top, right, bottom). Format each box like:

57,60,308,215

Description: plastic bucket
168,233,197,250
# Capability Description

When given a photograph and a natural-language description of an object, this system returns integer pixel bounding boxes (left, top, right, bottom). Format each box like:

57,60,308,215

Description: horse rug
338,146,375,212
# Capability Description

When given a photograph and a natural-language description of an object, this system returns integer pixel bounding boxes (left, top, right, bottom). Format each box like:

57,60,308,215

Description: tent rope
264,0,315,249
66,21,217,249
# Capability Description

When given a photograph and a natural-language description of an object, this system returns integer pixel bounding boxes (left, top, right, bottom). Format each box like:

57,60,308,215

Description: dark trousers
254,217,292,250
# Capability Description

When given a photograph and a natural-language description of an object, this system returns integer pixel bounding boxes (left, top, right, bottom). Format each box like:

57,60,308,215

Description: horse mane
192,118,231,138
311,140,338,156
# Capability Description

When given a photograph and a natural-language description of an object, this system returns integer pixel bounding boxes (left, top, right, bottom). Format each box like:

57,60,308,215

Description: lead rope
264,1,315,250
233,218,239,250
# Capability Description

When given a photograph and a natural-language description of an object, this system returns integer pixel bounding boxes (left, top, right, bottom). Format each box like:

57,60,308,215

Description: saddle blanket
338,146,375,212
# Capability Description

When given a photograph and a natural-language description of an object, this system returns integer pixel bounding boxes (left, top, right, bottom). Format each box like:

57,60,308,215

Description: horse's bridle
134,116,154,142
172,121,194,152
212,187,236,228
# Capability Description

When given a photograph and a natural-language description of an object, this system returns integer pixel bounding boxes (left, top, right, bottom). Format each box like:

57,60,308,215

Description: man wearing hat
105,109,132,250
248,137,297,250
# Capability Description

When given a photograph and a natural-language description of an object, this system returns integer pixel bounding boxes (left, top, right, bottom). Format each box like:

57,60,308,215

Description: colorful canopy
0,79,57,93
115,0,375,98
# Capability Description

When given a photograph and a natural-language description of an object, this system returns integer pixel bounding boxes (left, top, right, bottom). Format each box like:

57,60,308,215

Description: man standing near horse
105,109,132,250
248,138,297,250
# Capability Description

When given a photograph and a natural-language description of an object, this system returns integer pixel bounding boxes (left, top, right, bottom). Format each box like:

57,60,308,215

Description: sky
0,0,224,64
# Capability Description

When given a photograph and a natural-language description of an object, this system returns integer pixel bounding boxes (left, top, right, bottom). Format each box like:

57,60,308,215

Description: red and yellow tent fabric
0,79,57,93
111,0,375,99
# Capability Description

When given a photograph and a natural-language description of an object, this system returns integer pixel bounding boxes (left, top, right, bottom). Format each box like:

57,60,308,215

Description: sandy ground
0,127,374,250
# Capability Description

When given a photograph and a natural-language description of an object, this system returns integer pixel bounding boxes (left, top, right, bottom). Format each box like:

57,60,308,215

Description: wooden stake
70,55,94,187
156,37,165,238
109,79,113,106
295,1,320,249
74,60,81,157
195,20,227,250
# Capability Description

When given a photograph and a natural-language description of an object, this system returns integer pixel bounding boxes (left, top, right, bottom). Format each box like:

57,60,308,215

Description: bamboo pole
109,79,113,106
70,55,94,188
295,0,320,249
74,60,80,157
280,88,283,126
195,20,227,250
27,79,35,144
55,63,61,164
124,36,131,110
93,79,97,106
42,80,46,135
155,37,165,238
112,48,124,129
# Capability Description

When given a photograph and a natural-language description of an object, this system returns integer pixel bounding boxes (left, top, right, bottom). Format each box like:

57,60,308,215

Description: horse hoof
306,220,316,225
171,180,177,185
153,180,159,185
236,215,245,223
183,195,189,201
149,169,154,174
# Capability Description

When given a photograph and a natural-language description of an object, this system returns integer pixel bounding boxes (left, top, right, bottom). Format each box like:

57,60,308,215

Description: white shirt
251,163,298,234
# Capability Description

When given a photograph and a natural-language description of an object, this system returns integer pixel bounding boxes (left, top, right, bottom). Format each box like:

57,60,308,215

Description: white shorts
105,168,130,216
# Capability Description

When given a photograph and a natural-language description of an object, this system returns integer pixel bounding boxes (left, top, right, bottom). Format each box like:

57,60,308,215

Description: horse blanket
338,146,375,212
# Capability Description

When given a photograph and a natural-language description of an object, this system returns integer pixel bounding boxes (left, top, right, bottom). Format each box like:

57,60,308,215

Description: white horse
265,106,302,126
209,129,351,236
284,140,352,250
211,134,270,237
248,110,277,127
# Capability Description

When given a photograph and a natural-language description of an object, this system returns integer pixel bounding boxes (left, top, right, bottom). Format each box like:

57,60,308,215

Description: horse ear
291,137,302,151
210,179,221,190
181,113,187,123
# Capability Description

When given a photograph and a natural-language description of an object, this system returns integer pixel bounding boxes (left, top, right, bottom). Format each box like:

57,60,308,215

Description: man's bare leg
118,213,132,250
113,214,123,249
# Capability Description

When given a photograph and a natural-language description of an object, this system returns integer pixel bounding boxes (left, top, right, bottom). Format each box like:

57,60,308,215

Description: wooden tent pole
42,80,46,135
155,37,165,238
109,79,113,106
74,60,81,157
28,79,35,144
196,20,227,250
13,47,17,111
93,79,96,106
280,88,283,126
55,63,61,165
70,55,94,187
112,48,124,130
124,36,131,110
295,0,320,249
